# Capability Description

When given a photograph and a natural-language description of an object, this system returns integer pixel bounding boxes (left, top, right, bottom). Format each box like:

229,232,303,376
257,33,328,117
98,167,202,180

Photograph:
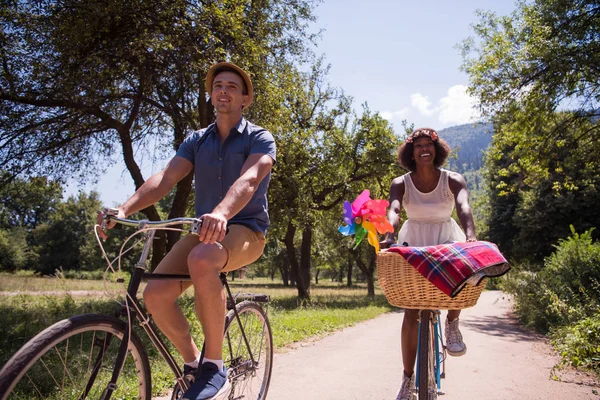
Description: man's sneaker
172,364,198,399
396,371,415,400
182,362,231,400
183,364,198,384
445,317,467,356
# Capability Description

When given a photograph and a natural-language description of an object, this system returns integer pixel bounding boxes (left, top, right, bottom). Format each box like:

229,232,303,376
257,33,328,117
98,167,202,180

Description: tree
268,61,400,298
484,111,600,260
0,172,63,231
461,0,600,259
461,0,600,133
31,191,104,274
0,173,63,272
0,227,29,272
0,0,320,266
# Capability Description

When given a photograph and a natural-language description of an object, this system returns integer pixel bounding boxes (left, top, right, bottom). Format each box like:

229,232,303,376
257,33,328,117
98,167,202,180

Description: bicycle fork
416,310,445,398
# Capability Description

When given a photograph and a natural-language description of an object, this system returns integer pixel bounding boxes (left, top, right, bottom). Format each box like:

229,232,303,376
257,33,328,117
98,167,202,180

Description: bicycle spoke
224,302,272,400
1,316,150,400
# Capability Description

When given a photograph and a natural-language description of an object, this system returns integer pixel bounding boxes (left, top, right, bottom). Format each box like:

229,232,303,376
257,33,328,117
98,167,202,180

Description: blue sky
314,0,516,131
65,0,517,206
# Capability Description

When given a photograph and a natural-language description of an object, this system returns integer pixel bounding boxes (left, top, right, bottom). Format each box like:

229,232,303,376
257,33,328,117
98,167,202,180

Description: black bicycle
0,214,273,400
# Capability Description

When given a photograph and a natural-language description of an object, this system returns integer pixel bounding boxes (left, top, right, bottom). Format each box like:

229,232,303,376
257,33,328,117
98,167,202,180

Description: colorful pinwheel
338,190,394,252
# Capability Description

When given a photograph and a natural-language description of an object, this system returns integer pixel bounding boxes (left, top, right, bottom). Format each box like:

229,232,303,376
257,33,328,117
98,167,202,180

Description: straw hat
205,62,253,108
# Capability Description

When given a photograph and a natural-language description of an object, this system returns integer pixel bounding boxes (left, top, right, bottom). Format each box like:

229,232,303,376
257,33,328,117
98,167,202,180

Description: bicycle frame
100,216,266,399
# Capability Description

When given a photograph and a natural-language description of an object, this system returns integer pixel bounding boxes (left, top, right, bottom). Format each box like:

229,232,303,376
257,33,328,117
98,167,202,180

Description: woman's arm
381,176,405,248
448,171,477,241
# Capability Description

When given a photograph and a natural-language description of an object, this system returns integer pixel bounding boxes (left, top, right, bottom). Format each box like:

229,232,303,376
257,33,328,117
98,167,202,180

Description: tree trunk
118,127,166,269
166,171,194,251
315,268,320,284
347,252,353,287
278,253,290,286
299,225,312,298
284,221,309,298
351,248,375,298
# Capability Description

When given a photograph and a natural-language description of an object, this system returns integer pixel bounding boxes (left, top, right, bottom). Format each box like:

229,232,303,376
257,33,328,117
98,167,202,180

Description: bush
503,227,600,375
52,268,110,281
543,227,600,314
552,316,600,373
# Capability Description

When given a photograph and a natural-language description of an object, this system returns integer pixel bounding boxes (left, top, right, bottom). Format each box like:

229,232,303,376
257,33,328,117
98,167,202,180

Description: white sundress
397,169,466,247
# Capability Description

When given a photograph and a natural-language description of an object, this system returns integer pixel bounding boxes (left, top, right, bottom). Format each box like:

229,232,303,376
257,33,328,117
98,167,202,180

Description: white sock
203,357,224,371
184,354,201,369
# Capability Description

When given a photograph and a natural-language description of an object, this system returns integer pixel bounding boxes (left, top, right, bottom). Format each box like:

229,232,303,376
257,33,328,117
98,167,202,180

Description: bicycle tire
417,310,437,400
223,300,273,400
0,313,152,400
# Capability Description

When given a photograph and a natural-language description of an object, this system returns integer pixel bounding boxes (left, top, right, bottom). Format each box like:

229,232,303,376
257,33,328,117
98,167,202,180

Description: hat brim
205,62,253,108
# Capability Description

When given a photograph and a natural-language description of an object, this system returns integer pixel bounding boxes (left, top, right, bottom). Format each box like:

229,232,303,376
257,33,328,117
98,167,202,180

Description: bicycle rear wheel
223,301,273,400
0,313,151,400
417,310,437,400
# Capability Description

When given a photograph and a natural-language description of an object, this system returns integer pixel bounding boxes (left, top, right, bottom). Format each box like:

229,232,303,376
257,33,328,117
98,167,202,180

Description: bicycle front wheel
417,310,437,400
223,300,273,400
0,313,152,400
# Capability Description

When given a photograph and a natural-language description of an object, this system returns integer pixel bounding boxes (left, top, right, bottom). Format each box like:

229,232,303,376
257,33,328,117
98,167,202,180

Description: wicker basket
376,251,486,310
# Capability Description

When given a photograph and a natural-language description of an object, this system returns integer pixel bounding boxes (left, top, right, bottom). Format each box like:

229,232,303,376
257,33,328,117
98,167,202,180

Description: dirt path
266,291,599,400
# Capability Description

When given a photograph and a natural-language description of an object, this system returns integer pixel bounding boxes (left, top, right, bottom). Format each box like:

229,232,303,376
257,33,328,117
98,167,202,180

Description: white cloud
406,85,480,127
380,108,409,122
410,93,435,116
438,85,479,125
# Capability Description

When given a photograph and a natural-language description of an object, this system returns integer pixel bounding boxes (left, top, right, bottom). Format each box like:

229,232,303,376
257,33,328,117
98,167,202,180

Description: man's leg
143,234,201,364
182,225,265,400
144,280,200,363
187,242,228,362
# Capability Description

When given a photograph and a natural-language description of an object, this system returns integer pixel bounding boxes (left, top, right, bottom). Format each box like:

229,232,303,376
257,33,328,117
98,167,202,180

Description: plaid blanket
386,241,510,298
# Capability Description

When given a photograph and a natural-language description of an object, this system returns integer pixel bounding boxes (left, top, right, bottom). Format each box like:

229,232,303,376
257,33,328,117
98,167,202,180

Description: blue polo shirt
176,118,276,235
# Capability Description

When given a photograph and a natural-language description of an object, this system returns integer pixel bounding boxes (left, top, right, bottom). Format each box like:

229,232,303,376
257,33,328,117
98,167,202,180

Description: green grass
0,271,127,293
0,275,394,397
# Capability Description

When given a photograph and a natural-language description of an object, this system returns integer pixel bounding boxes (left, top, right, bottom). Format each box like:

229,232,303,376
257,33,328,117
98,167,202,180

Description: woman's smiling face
412,136,436,166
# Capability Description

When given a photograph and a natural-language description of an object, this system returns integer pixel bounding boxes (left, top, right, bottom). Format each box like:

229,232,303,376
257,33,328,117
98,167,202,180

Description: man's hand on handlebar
198,212,227,244
96,208,125,241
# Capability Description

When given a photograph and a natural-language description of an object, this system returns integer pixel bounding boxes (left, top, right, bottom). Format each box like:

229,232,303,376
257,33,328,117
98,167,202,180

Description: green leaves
463,0,600,261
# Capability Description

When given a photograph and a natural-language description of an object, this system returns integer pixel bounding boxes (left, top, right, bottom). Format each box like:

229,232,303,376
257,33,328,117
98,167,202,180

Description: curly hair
397,130,451,171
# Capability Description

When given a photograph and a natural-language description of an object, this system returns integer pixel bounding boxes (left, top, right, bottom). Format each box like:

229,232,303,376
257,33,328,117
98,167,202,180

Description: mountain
438,122,494,191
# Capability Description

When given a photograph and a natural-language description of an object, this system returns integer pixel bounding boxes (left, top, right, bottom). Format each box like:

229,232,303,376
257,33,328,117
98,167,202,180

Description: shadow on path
461,313,541,342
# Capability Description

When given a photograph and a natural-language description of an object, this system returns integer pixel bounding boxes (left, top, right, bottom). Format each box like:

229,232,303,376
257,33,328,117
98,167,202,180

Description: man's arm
448,172,477,241
199,153,274,244
119,156,193,216
97,156,193,238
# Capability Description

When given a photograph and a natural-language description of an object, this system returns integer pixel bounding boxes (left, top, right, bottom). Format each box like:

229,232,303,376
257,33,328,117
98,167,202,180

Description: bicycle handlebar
101,208,203,235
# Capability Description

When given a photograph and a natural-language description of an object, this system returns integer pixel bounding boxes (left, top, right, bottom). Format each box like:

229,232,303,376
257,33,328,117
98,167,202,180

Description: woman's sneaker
182,362,231,400
445,317,467,356
396,371,415,400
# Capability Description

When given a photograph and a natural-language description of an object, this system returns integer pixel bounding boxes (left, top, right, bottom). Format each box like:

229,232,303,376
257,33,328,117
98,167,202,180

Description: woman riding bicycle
379,127,477,400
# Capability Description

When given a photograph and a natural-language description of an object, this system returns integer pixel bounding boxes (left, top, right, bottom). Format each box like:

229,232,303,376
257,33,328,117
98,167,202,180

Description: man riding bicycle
98,62,276,400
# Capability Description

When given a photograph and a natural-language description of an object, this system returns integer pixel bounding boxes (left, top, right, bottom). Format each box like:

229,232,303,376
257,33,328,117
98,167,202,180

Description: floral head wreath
405,128,439,143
